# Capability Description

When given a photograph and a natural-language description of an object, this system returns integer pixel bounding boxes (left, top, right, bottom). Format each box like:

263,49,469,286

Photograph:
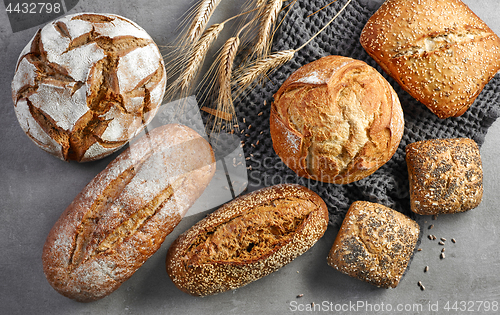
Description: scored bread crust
327,201,420,289
166,184,329,296
270,55,404,184
406,138,483,215
11,13,167,162
360,0,500,119
42,124,216,302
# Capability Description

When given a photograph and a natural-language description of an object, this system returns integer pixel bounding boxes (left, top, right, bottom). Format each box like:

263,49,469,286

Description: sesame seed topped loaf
166,184,329,296
42,124,216,302
406,138,483,215
270,55,404,185
327,201,420,289
360,0,500,119
11,13,167,162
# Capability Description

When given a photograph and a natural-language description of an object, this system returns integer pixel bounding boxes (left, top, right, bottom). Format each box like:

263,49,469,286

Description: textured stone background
1,1,499,314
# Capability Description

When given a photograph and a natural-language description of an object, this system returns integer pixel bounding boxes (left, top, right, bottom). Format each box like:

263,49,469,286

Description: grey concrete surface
1,0,499,314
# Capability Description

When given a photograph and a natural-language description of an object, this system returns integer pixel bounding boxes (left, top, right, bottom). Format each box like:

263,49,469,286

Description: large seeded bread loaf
360,0,500,119
42,124,215,302
166,184,328,296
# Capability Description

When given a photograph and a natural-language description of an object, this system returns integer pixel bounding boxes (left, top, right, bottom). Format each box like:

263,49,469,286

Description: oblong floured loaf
166,184,329,296
12,13,167,162
42,124,216,302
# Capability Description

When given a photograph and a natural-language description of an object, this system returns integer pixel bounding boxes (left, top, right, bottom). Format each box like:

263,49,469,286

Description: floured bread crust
42,124,216,302
270,55,404,184
360,0,500,119
12,13,167,162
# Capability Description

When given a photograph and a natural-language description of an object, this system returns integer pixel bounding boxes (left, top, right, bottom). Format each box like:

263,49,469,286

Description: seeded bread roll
11,13,167,162
360,0,500,119
406,138,483,215
166,184,329,296
327,201,420,289
42,124,215,302
270,55,404,184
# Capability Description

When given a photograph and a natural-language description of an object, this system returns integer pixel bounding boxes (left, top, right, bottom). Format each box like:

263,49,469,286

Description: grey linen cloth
218,0,500,226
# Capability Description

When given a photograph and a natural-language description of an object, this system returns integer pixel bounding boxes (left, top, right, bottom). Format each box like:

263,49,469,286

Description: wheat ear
253,0,283,57
214,36,241,129
187,0,223,43
234,0,352,93
179,23,225,94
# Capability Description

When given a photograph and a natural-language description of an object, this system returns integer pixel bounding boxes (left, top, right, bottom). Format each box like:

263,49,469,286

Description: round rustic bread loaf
11,13,167,162
270,55,404,184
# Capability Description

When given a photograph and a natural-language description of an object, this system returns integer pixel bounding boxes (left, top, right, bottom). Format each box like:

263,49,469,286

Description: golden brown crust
42,124,216,302
360,0,500,119
406,138,483,215
270,55,404,184
327,201,420,289
166,184,329,296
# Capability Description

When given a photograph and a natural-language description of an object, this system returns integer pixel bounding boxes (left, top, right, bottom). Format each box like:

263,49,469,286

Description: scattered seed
417,248,422,252
260,131,264,134
424,266,429,272
297,294,304,298
428,235,433,240
243,118,246,123
440,252,445,259
451,238,456,243
440,237,447,242
441,248,445,253
256,140,259,145
246,157,251,160
438,241,445,245
258,111,263,116
245,134,250,137
248,125,252,129
420,284,426,291
251,143,255,148
264,100,267,106
428,224,434,229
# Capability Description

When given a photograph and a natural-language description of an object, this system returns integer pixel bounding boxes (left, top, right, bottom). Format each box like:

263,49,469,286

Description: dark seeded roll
406,138,483,215
327,201,420,289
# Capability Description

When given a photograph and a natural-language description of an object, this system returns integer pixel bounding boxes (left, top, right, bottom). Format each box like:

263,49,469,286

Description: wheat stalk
187,0,223,43
234,49,295,90
253,0,283,58
234,0,352,94
179,23,225,94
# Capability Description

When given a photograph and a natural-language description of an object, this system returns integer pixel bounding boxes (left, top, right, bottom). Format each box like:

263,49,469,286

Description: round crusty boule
11,13,167,162
270,55,404,184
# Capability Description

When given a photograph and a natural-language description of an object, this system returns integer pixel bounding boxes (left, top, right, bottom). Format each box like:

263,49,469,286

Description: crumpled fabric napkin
230,0,500,226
